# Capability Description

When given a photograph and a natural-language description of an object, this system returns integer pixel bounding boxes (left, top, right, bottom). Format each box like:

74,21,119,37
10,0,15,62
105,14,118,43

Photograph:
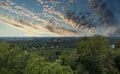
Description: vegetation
115,40,120,48
0,35,120,74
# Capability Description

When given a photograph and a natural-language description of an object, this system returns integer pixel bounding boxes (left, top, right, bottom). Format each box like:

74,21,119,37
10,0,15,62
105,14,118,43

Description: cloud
0,0,13,9
0,13,81,37
88,0,119,26
14,5,42,21
0,1,42,22
68,0,76,3
45,25,79,36
37,0,44,5
0,13,61,37
50,0,61,6
37,0,61,6
88,0,120,36
0,0,15,7
0,0,96,36
1,0,118,36
0,4,11,9
38,0,97,36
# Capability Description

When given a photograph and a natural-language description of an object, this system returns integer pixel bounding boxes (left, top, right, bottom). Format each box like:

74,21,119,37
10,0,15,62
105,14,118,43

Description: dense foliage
0,35,120,74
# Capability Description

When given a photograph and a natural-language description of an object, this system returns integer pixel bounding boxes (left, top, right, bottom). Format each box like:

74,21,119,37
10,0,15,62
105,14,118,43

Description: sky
0,0,120,37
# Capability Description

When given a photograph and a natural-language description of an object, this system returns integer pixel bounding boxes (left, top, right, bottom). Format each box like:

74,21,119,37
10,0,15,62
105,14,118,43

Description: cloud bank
0,0,119,37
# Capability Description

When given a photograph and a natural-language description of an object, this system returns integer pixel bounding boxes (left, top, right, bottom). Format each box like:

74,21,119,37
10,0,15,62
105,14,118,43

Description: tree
114,48,120,72
115,40,120,48
0,42,29,74
25,52,73,74
76,35,119,74
59,49,77,70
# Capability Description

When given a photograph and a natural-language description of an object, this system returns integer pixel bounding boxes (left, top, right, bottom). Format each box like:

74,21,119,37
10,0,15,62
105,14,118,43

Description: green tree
0,42,29,74
115,40,120,48
59,49,77,71
76,35,119,74
114,48,120,72
25,52,73,74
